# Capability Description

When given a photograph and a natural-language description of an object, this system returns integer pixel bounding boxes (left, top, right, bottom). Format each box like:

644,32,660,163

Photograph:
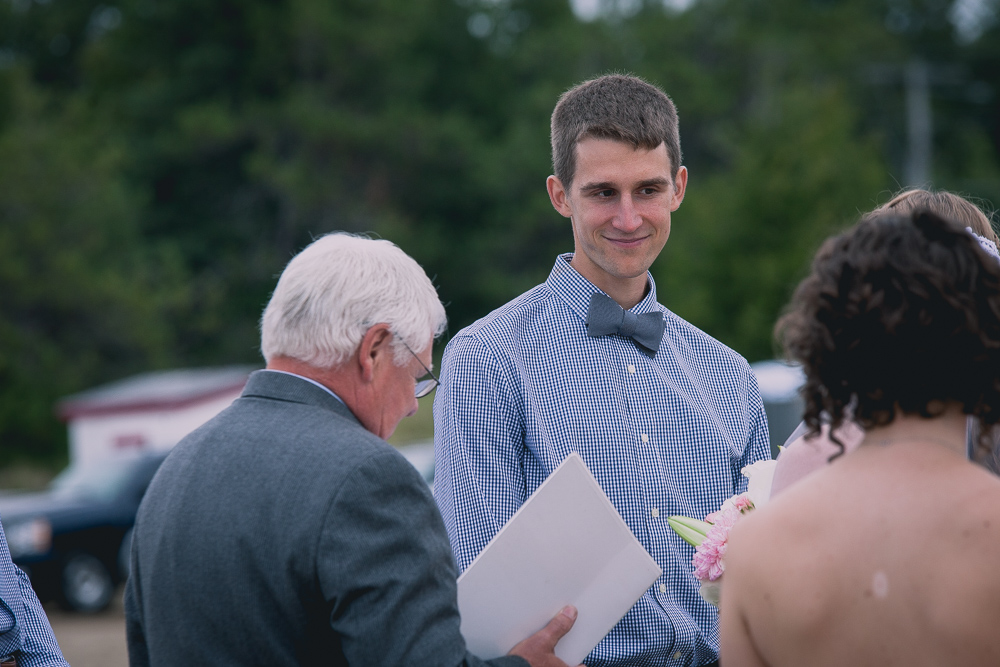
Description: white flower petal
699,579,722,607
741,459,777,507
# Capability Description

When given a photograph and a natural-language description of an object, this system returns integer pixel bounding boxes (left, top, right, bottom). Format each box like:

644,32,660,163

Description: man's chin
601,259,656,281
572,250,656,287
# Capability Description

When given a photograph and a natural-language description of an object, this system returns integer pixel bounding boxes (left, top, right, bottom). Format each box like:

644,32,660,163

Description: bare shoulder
947,466,1000,551
735,464,839,547
721,496,814,603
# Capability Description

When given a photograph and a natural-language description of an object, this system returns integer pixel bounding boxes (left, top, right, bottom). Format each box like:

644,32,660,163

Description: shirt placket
548,267,718,666
629,342,705,667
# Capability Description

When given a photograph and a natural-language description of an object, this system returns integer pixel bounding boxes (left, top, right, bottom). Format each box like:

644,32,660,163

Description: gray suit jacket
125,370,526,667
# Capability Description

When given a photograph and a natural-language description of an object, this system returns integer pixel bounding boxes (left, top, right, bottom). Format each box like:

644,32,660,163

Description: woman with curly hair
719,209,1000,666
769,189,1000,496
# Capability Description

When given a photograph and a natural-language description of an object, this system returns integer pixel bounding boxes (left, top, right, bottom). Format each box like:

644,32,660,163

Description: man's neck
568,258,649,309
267,356,348,397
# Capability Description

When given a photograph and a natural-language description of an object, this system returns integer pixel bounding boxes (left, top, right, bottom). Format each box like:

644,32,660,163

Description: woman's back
722,427,1000,667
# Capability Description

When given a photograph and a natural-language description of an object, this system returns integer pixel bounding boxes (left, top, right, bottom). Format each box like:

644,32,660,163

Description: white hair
260,233,447,368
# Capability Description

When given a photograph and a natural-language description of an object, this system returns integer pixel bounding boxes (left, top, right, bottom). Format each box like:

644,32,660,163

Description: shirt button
651,508,659,518
659,583,667,593
640,433,649,443
627,364,636,374
673,651,683,660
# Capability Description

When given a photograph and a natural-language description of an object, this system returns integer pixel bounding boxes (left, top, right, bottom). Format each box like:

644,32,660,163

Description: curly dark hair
776,209,1000,460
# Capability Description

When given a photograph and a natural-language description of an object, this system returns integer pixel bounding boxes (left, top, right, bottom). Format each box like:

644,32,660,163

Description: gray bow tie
586,292,665,358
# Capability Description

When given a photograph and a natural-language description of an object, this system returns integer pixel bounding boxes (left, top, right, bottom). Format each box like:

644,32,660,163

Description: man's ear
670,166,688,211
357,324,392,383
546,175,573,218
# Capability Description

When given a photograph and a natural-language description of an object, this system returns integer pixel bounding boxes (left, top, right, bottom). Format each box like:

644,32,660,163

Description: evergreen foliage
1,0,998,461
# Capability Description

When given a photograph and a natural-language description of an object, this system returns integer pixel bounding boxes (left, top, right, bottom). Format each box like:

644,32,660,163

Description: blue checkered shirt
0,520,69,667
434,254,770,667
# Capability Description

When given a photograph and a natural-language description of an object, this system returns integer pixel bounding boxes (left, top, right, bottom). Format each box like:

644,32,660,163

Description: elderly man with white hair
124,233,577,667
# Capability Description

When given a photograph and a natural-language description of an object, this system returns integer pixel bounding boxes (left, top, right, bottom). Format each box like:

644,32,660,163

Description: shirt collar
261,369,346,405
544,253,660,322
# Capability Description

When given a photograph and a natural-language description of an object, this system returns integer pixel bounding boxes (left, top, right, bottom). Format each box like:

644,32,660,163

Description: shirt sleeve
11,568,68,667
432,333,529,572
0,523,68,667
734,383,773,495
317,449,525,667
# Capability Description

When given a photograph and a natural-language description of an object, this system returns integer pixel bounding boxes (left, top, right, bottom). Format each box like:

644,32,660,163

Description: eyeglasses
396,336,440,398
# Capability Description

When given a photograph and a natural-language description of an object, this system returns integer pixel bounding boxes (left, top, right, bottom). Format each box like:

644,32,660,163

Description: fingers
507,606,578,666
535,606,577,650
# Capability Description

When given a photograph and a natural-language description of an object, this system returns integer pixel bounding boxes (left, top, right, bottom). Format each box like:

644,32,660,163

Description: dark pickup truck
0,453,166,612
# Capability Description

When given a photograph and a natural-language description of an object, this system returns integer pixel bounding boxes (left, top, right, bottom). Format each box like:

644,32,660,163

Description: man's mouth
605,236,648,249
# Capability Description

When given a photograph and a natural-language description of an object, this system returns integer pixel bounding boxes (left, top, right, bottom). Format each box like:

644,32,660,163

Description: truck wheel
61,553,114,613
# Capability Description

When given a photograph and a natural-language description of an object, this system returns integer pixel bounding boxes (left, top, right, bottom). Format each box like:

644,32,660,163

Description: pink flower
667,461,778,607
692,501,745,582
732,495,755,514
692,532,726,581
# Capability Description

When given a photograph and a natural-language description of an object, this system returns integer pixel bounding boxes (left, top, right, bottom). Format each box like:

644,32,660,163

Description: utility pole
866,58,963,189
904,58,932,188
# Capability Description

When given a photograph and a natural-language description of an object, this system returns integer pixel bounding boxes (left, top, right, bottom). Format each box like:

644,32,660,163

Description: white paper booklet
457,452,662,665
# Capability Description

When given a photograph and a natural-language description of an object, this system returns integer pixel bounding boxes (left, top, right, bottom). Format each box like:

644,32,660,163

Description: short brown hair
550,74,682,187
777,209,1000,457
878,189,998,245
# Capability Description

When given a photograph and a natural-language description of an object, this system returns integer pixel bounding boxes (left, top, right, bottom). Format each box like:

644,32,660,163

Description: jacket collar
240,370,362,427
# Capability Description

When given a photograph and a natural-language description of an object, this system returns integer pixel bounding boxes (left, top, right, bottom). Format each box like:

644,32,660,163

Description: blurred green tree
0,67,188,464
637,0,896,360
1,0,998,461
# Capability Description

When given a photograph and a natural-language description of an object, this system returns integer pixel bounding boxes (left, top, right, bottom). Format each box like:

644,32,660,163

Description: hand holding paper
508,605,584,667
457,453,661,665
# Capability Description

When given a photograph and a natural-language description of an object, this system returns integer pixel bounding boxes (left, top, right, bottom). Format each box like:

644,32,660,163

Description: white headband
966,227,1000,263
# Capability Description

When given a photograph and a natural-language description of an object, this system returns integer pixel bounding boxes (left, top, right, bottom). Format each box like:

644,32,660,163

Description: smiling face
547,137,687,308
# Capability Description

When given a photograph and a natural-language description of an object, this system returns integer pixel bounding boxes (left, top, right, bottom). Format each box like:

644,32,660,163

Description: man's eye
595,189,615,198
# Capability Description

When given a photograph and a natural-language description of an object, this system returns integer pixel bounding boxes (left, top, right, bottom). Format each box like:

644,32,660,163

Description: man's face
547,138,687,303
369,336,433,440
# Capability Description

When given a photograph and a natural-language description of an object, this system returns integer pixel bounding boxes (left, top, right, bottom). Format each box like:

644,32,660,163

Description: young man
434,74,771,667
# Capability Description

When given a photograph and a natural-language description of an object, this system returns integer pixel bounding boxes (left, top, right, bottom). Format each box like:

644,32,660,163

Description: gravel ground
46,586,128,667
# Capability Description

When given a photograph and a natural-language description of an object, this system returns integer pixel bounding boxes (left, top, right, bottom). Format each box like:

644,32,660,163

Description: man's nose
613,195,642,232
